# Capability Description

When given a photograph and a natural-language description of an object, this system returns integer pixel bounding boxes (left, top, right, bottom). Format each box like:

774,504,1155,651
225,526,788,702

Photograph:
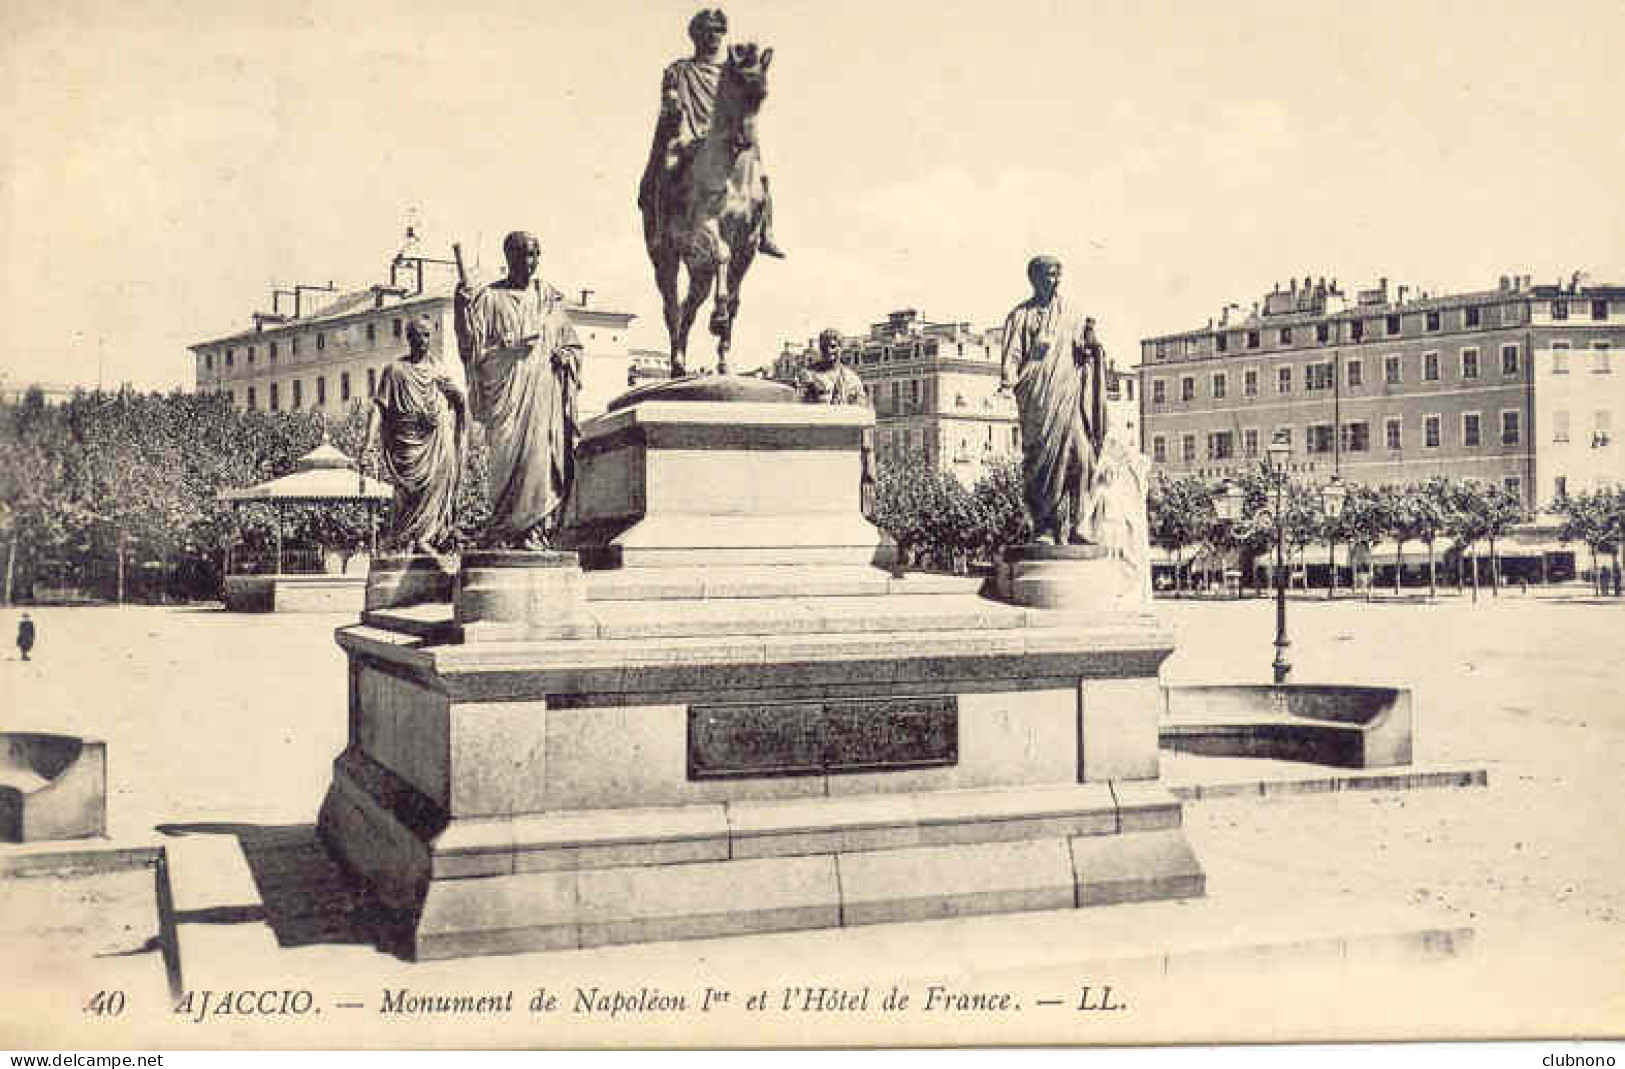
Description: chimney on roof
1499,275,1510,292
580,289,593,307
1397,285,1409,304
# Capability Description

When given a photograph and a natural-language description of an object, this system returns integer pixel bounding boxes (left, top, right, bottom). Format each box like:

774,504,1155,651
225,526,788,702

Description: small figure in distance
359,314,468,557
16,612,35,662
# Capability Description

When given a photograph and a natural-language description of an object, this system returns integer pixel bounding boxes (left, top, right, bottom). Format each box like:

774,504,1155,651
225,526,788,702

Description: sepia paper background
1,0,1622,1049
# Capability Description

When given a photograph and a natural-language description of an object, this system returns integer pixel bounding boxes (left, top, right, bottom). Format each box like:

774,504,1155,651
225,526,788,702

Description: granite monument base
317,397,1201,960
319,565,1199,959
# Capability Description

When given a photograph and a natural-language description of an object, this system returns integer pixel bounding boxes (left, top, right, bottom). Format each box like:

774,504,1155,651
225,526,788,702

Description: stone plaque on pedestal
688,696,958,779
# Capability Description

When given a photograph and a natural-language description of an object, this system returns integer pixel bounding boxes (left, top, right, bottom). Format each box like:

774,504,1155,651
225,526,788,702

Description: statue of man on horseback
638,8,782,377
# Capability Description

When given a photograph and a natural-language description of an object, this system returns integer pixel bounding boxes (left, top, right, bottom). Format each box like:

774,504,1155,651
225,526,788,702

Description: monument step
584,566,978,602
403,783,1185,877
364,592,1160,647
405,830,1204,960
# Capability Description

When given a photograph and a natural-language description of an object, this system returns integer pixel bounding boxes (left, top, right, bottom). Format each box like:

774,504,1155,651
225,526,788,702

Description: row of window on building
838,340,997,367
876,423,1019,465
1149,342,1613,406
204,318,411,373
1153,299,1614,360
225,368,381,412
1550,409,1615,447
1152,410,1536,465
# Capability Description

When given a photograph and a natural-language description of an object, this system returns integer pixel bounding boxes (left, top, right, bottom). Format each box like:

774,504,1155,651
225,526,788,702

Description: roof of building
1145,287,1520,343
192,288,450,351
193,281,635,351
219,439,392,503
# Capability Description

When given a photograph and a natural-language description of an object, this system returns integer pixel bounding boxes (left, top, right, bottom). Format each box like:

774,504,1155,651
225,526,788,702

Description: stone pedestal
454,550,590,642
561,400,891,569
365,554,456,612
318,398,1201,960
999,543,1148,612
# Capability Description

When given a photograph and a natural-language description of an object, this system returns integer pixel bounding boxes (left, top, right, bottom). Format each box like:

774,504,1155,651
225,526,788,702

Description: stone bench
1160,684,1413,769
0,733,107,842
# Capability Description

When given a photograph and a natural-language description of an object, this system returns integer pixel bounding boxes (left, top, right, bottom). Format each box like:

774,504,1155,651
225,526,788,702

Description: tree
1481,485,1526,596
870,453,979,573
967,456,1027,564
1377,484,1429,595
1445,481,1492,603
1554,488,1623,596
1226,468,1276,596
1409,478,1450,599
1278,481,1322,591
1148,476,1213,593
1332,484,1386,600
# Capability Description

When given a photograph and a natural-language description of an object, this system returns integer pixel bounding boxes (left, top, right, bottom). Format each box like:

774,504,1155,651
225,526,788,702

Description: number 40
86,990,126,1016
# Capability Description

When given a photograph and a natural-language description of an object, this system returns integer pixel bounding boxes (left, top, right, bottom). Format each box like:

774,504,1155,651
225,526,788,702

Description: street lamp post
1266,434,1292,684
1213,478,1246,600
1323,475,1347,601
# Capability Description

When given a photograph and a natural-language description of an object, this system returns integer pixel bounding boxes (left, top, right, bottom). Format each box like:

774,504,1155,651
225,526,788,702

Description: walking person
16,612,35,661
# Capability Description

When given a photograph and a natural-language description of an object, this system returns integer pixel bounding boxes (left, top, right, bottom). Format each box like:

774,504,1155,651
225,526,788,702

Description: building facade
773,310,1018,484
191,248,638,419
772,308,1139,486
1138,274,1625,509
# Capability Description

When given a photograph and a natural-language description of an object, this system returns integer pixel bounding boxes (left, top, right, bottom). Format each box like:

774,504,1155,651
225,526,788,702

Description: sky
2,0,1623,392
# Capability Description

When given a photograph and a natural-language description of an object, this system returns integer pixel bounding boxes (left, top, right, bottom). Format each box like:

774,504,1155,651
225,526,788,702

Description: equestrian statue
638,8,783,377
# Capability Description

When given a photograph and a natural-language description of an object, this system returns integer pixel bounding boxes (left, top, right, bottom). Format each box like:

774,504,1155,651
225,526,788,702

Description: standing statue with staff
638,8,783,377
453,231,582,550
999,255,1107,546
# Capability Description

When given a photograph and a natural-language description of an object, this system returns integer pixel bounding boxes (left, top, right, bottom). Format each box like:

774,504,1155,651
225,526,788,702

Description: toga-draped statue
362,315,467,554
999,255,1106,545
454,231,583,550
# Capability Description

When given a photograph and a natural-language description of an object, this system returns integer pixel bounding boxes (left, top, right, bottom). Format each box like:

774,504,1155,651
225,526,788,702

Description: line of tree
1551,488,1625,596
1143,468,1615,600
0,386,491,604
868,454,1025,573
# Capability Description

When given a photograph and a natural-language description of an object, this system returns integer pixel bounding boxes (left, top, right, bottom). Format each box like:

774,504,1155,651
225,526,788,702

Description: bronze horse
641,43,773,377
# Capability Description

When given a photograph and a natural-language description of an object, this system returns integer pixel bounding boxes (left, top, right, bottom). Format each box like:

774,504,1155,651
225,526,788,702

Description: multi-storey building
191,244,638,419
1138,273,1625,510
772,310,1017,484
773,308,1138,485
